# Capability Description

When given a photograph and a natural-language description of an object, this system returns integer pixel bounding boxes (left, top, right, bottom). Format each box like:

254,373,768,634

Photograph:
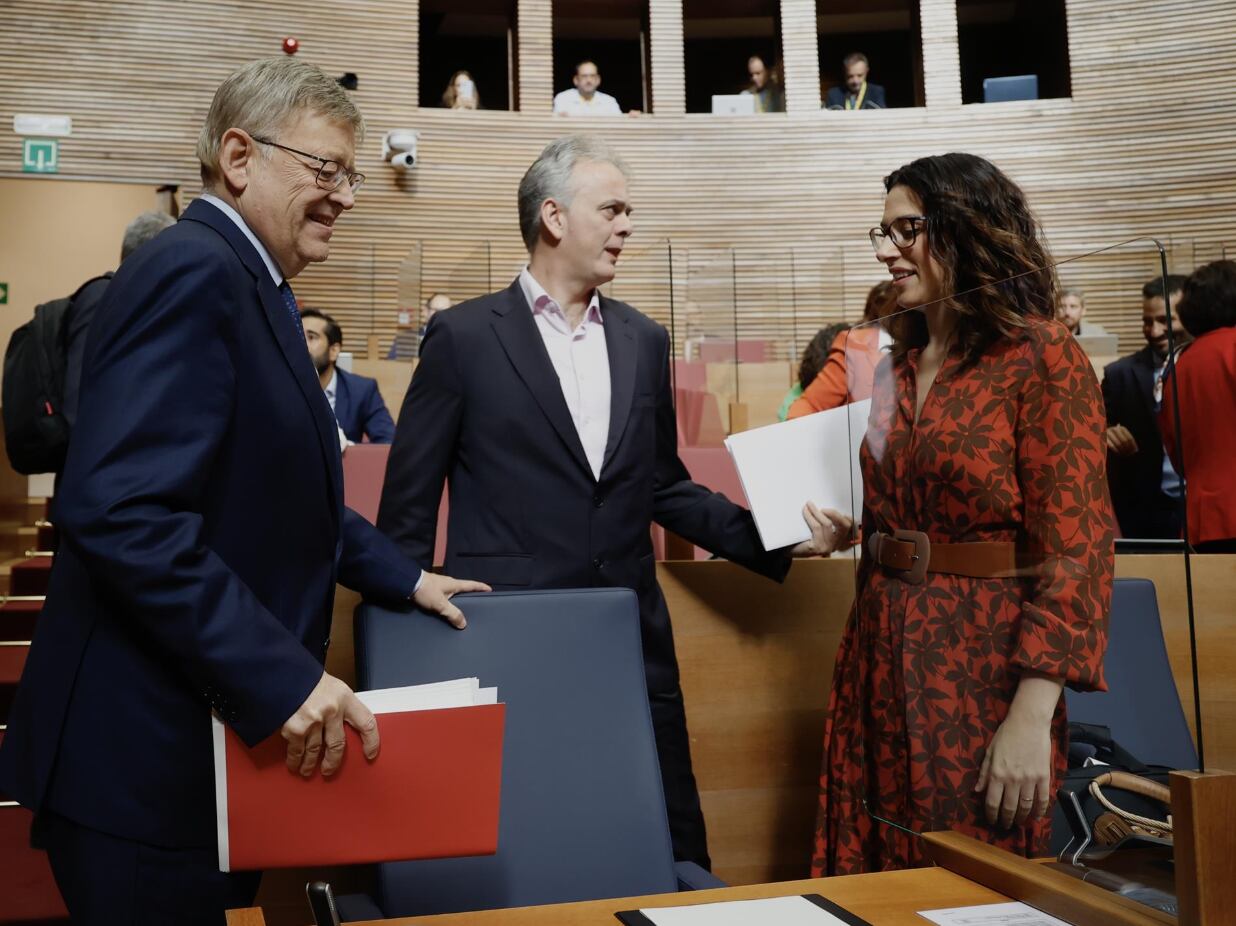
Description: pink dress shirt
518,268,611,480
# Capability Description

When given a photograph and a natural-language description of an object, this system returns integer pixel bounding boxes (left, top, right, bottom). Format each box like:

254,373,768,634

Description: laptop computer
711,94,756,115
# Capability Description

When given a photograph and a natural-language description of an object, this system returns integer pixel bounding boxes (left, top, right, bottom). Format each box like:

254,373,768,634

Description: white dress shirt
198,193,283,286
552,88,622,116
519,268,611,480
323,369,338,412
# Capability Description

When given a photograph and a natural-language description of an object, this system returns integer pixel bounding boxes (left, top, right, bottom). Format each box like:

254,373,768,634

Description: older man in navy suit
0,57,486,924
377,135,847,870
301,308,396,445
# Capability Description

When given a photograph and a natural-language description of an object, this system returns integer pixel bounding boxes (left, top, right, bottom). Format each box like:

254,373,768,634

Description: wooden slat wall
649,0,685,115
517,0,553,112
780,0,821,113
919,0,961,107
1,0,1235,363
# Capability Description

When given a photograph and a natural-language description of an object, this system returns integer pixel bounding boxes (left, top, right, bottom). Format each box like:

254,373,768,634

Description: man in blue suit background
301,307,396,445
0,57,486,924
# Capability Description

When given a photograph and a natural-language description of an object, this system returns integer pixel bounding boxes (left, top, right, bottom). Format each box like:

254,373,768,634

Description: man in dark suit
0,57,485,924
301,308,396,445
824,52,887,110
1101,274,1188,538
377,135,846,869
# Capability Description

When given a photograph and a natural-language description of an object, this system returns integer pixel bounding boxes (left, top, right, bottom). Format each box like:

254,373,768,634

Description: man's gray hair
517,135,631,250
121,211,176,262
196,57,364,188
1060,287,1085,303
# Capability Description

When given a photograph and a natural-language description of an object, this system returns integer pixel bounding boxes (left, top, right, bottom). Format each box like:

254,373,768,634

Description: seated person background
743,55,785,113
301,308,396,446
1101,275,1187,539
1057,287,1109,337
1161,260,1236,552
554,60,622,116
387,292,452,360
442,70,480,110
788,280,896,418
778,322,847,420
825,52,886,110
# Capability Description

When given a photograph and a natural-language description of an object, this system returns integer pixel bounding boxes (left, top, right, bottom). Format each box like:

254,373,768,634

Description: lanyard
846,81,868,110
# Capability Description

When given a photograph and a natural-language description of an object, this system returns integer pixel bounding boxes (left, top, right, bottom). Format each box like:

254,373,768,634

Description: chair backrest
355,589,679,917
1065,578,1198,770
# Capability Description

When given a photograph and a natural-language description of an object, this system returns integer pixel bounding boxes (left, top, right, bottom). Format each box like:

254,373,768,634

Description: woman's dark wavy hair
881,153,1059,367
1177,260,1236,338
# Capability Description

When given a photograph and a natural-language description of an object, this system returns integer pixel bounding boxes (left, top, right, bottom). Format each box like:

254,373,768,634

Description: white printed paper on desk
632,895,859,926
724,399,870,551
917,902,1072,926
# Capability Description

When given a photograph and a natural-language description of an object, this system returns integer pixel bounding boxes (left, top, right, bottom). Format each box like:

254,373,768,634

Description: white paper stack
724,399,870,551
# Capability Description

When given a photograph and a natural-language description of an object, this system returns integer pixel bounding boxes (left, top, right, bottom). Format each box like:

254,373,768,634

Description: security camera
382,130,419,171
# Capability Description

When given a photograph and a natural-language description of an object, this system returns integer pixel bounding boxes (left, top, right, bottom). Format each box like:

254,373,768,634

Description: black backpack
2,275,109,475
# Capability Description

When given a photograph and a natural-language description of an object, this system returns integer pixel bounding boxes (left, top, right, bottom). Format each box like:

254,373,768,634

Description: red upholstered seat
0,645,30,686
0,804,69,922
9,558,52,597
342,444,448,566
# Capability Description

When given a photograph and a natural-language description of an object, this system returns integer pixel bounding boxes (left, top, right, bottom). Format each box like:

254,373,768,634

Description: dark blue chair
336,588,723,921
1064,577,1198,771
1051,578,1198,853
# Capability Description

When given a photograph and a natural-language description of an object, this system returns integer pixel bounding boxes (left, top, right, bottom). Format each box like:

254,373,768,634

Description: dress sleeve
788,333,849,419
1012,328,1114,692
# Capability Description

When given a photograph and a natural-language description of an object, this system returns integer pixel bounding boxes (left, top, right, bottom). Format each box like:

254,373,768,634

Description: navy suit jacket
376,281,790,694
1101,345,1171,536
0,199,423,849
334,367,395,444
825,82,886,109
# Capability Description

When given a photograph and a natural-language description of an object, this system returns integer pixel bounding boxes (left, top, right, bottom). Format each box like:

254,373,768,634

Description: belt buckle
891,529,930,585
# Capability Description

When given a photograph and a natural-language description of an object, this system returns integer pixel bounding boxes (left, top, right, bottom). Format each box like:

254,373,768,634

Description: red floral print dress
811,319,1114,875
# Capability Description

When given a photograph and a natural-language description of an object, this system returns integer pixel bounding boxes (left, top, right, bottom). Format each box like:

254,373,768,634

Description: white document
917,902,1072,926
636,895,854,926
724,399,870,550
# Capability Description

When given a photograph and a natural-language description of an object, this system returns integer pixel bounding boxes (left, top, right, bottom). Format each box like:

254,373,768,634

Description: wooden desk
229,867,1009,926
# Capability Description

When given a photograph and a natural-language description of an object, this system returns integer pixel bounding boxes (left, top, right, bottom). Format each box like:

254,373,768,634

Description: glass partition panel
818,238,1199,912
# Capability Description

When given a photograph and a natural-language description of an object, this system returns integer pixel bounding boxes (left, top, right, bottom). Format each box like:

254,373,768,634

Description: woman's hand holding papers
790,502,857,557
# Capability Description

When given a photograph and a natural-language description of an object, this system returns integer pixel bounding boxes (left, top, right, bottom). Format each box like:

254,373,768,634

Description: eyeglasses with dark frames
869,215,928,253
250,136,366,194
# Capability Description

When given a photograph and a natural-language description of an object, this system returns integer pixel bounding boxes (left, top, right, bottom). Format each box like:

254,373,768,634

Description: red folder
216,703,505,871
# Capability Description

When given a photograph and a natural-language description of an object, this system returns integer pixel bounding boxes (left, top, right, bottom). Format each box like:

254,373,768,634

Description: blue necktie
278,281,305,341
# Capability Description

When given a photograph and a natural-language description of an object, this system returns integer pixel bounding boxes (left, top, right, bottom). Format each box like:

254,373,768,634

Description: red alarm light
282,36,299,55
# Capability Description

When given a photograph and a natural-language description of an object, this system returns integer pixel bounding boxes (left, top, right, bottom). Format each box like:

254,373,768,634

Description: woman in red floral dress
807,153,1114,875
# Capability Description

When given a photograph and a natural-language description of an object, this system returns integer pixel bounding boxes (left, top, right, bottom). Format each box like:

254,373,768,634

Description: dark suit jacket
825,82,886,109
334,367,395,444
0,199,422,849
1101,345,1172,537
377,280,790,694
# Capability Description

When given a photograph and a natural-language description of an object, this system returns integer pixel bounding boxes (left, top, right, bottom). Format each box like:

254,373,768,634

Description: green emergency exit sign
22,138,59,173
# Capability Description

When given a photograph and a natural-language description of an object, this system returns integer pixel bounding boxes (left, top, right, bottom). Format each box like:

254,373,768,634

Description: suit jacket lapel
181,200,343,523
601,298,637,473
489,281,594,479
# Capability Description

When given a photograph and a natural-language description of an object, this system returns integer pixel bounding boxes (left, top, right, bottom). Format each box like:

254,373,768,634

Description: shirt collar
199,192,284,287
324,368,337,400
518,267,603,325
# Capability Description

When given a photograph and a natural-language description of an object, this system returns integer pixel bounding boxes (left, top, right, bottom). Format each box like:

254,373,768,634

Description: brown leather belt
868,530,1036,584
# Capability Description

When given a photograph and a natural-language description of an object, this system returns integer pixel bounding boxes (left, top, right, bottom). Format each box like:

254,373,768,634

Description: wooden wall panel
918,0,961,107
649,0,686,115
3,1,1234,366
517,0,553,112
780,0,821,113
